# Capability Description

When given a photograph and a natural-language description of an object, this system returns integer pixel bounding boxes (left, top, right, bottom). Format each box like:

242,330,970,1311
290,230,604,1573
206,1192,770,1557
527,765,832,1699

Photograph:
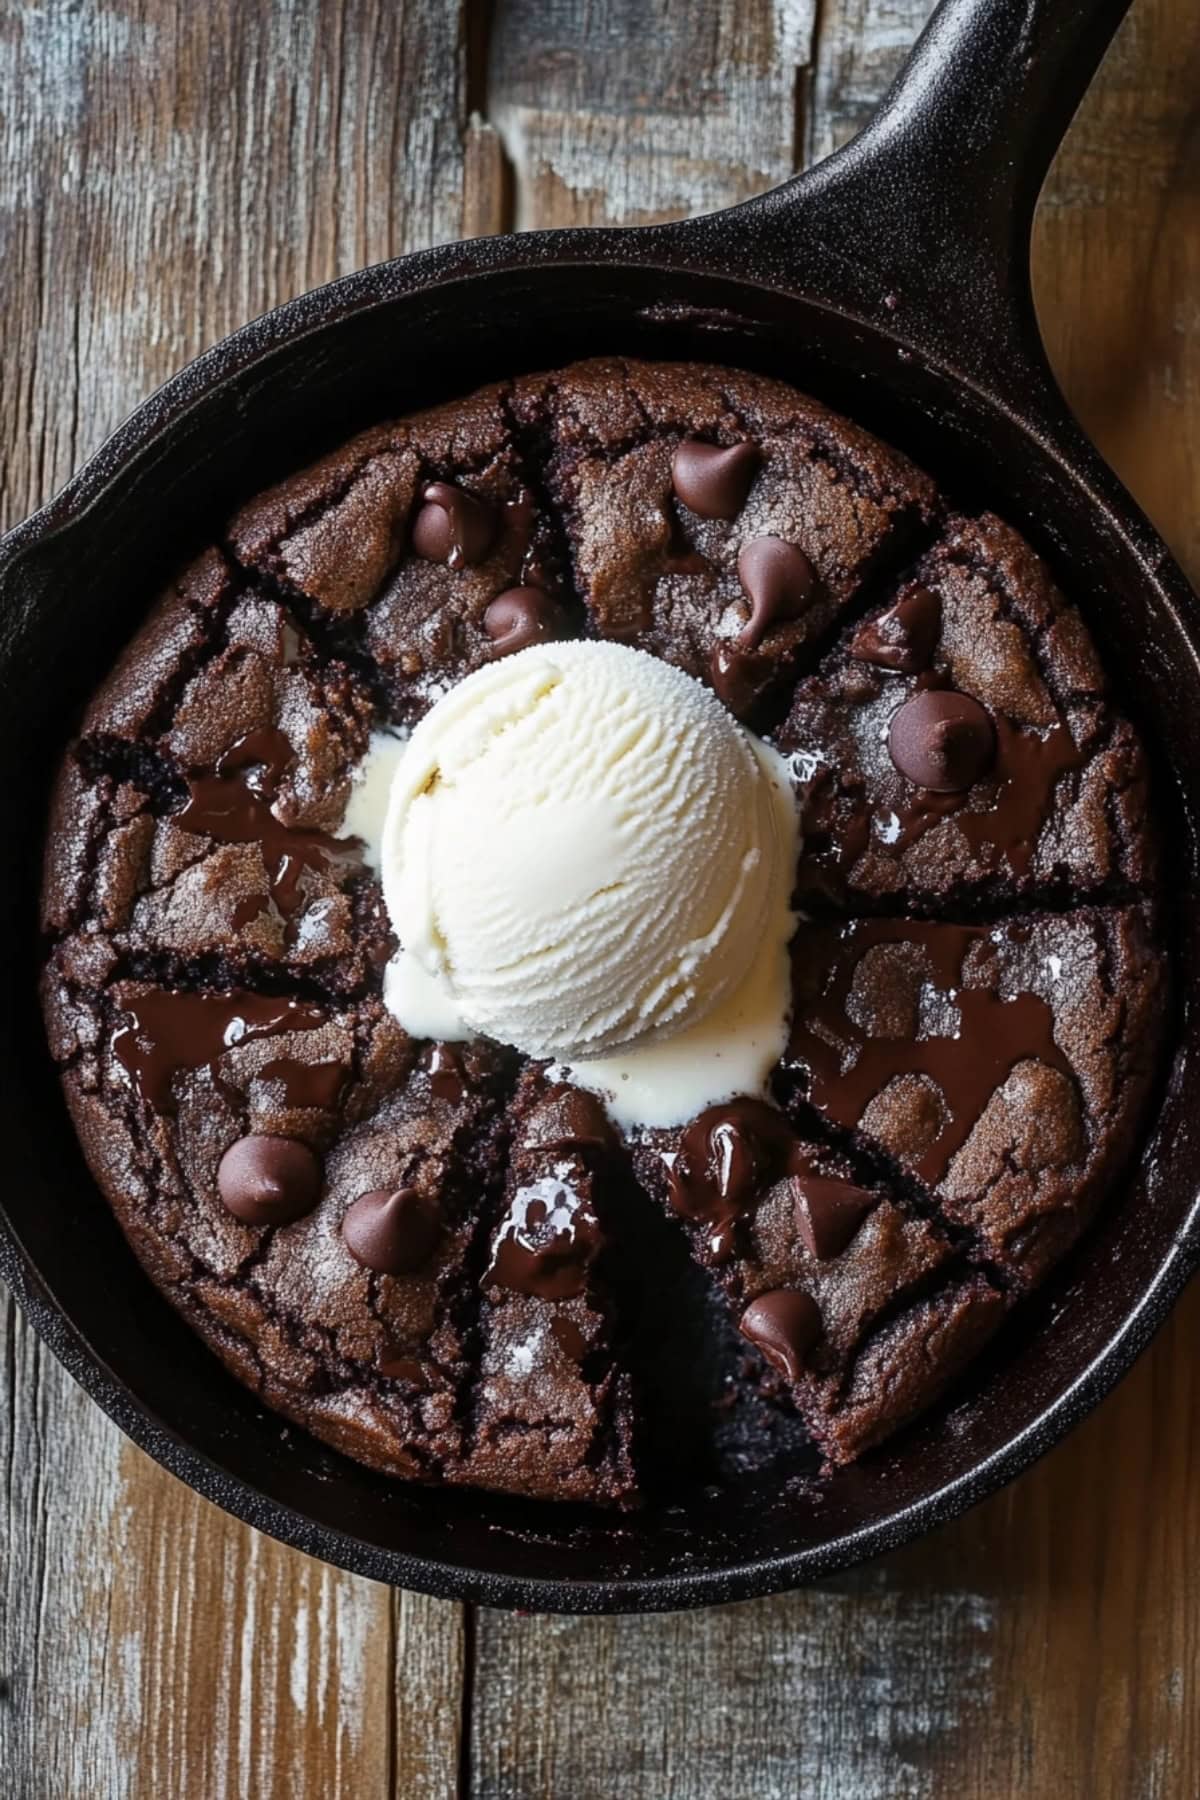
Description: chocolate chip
217,1135,321,1226
888,689,996,791
739,1289,822,1384
793,1175,875,1259
850,586,941,674
708,639,772,721
426,1043,467,1103
667,1098,799,1264
342,1187,441,1275
519,1084,614,1157
736,537,815,648
411,482,495,568
671,439,759,519
483,587,565,657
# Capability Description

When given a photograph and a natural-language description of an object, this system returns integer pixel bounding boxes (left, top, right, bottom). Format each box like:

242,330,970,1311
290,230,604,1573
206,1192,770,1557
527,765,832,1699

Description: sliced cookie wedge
510,357,941,723
44,950,521,1482
463,1073,638,1506
776,514,1156,909
44,576,386,990
777,907,1166,1288
228,383,574,717
633,1098,1005,1465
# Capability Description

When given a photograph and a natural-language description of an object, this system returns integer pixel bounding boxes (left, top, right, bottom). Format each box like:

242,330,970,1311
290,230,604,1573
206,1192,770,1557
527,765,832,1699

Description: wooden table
2,2,1198,1794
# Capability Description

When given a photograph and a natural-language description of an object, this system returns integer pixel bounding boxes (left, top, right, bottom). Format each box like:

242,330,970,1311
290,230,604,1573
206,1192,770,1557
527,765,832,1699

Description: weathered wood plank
1033,0,1200,581
487,0,817,227
1,1372,392,1796
808,0,936,163
0,1333,467,1797
469,1306,1200,1800
0,0,479,535
468,0,1200,1794
0,4,472,1794
0,1365,463,1800
472,1578,1002,1799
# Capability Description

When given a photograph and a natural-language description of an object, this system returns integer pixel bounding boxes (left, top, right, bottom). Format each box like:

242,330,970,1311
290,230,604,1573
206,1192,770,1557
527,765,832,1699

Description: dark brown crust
39,357,1166,1502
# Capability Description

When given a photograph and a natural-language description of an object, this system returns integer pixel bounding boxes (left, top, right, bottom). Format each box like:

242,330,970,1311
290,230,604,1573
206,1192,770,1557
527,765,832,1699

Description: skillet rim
3,219,1199,1614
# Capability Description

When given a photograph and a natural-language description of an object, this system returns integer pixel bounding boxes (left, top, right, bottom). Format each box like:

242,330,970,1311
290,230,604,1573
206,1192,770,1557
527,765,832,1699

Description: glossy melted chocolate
887,709,1083,877
484,1166,603,1301
788,919,1074,1185
178,727,361,929
665,1098,808,1263
709,639,775,721
113,989,329,1114
797,683,1085,883
426,1043,468,1103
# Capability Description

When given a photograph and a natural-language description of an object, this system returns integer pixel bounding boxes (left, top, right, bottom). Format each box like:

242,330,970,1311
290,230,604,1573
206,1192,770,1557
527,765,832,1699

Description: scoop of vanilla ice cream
380,640,788,1063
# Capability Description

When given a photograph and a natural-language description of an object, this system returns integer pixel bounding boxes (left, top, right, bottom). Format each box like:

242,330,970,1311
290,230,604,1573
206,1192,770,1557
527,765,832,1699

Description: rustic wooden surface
1,1,1198,1795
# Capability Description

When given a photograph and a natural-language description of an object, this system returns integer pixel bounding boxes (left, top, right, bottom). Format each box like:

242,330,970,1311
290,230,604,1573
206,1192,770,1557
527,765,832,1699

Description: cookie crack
827,1260,1004,1411
774,1091,1022,1292
497,381,591,636
53,946,383,1031
800,874,1149,926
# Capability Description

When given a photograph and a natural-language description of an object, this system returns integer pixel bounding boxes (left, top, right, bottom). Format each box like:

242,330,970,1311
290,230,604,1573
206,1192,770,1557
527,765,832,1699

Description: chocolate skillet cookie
41,357,1167,1504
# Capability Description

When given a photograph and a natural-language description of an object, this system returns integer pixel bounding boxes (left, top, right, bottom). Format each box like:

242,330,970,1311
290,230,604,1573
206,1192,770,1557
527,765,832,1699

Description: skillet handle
698,0,1134,395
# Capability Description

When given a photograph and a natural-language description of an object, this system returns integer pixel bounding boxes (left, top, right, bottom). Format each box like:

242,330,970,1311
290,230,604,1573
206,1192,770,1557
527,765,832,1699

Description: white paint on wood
0,1372,399,1800
489,0,818,228
0,0,475,530
471,1580,998,1800
5,2,1200,1795
807,0,936,165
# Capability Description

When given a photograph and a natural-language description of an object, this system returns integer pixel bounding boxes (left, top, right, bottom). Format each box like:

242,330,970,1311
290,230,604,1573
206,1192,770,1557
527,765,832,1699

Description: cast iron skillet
1,0,1197,1615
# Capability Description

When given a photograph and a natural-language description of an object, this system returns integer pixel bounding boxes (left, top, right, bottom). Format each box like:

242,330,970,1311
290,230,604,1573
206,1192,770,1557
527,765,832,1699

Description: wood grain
468,1290,1200,1800
0,0,479,535
808,0,931,163
2,1,1198,1796
487,0,816,227
470,1,1200,1794
0,1322,464,1798
1033,0,1200,583
0,4,472,1795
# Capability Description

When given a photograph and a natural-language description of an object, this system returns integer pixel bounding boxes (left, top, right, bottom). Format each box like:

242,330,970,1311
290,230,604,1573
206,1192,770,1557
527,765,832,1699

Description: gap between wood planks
450,3,1200,1793
450,2,824,1789
462,0,820,238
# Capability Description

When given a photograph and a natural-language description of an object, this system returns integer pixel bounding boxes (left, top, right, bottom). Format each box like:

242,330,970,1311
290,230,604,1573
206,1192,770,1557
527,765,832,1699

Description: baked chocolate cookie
633,1100,1006,1465
40,358,1166,1503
